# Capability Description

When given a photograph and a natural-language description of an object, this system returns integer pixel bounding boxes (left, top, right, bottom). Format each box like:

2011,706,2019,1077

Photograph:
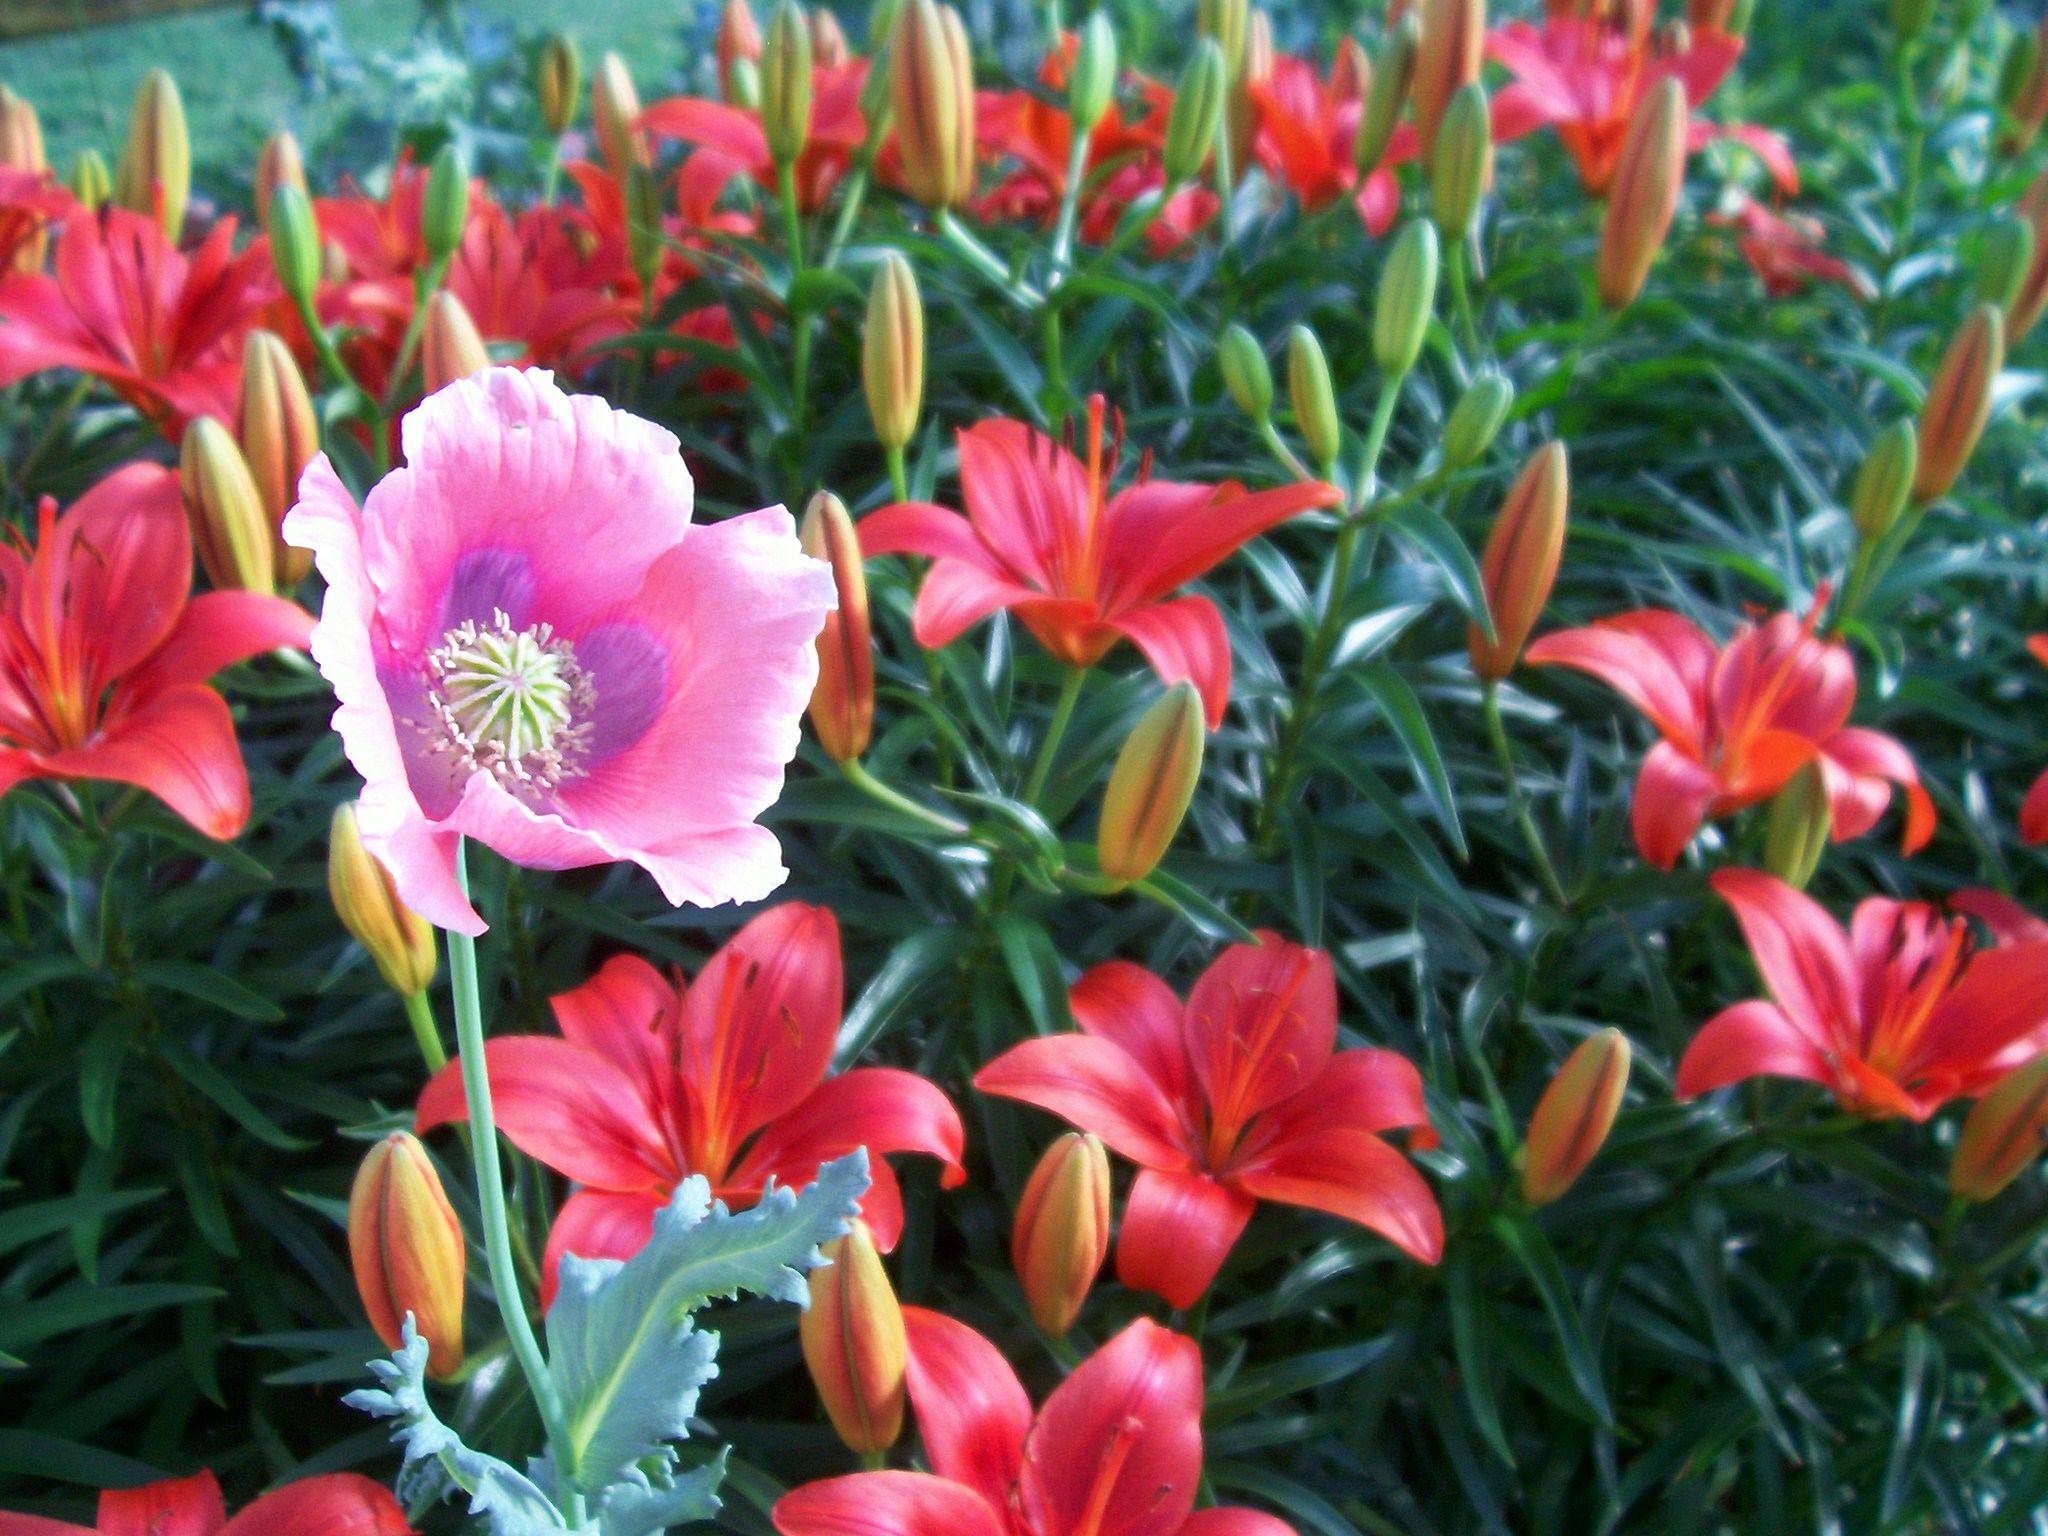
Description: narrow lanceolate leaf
1489,1214,1613,1428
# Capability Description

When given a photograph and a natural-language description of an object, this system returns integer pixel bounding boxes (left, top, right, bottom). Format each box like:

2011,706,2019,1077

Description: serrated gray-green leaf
599,1452,727,1536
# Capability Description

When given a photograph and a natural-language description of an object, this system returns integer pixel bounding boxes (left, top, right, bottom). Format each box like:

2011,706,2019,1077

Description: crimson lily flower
975,935,1441,1308
417,902,965,1305
1709,196,1870,299
775,1311,1294,1536
641,61,870,214
0,464,312,840
1489,14,1796,196
0,1468,409,1536
0,207,274,437
1525,601,1935,870
2021,636,2048,845
1677,869,2048,1120
860,398,1338,728
0,168,73,276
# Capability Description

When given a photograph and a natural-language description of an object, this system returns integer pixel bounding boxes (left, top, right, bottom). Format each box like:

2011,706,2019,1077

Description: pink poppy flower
283,366,835,935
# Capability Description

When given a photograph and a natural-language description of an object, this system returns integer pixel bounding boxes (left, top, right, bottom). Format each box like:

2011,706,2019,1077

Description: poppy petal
1114,1168,1255,1309
774,1473,1008,1536
1674,999,1835,1098
901,1307,1033,1511
1228,1127,1443,1264
974,1035,1194,1171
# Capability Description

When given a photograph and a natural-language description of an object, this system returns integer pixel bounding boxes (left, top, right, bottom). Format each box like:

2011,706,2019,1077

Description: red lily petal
1019,1319,1202,1536
550,953,683,1112
902,1306,1033,1511
1069,960,1195,1110
1834,1054,1935,1120
40,685,252,842
63,463,192,691
857,502,1002,572
1526,611,1715,753
1228,1126,1444,1264
974,1035,1194,1171
1712,612,1852,747
1114,1168,1256,1309
1242,1047,1437,1151
955,419,1088,591
0,1513,89,1534
123,591,314,702
2023,766,2048,846
774,1473,1008,1536
1184,935,1336,1135
1631,740,1722,870
1924,944,2048,1086
100,1473,226,1536
639,98,772,166
1675,999,1836,1098
538,1187,665,1309
1109,480,1341,608
2030,635,2048,670
1696,121,1798,195
1111,596,1233,729
1485,24,1583,121
911,560,1046,650
1354,170,1401,237
1949,889,2048,946
218,1475,412,1536
1710,868,1860,1049
1181,1510,1298,1536
1820,726,1935,852
415,1037,672,1192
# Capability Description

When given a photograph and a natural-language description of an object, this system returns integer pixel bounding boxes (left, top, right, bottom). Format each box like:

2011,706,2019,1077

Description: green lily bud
1431,81,1491,242
538,32,582,136
1979,217,2035,313
1069,11,1119,137
1442,371,1513,470
1197,0,1249,79
1218,323,1273,419
70,147,111,211
1890,0,1937,44
421,142,469,263
1374,219,1440,378
625,161,664,293
1098,682,1206,886
761,0,814,167
1761,763,1832,891
1164,39,1228,186
1849,420,1917,543
1356,12,1421,177
113,67,189,238
267,183,321,308
1287,324,1341,474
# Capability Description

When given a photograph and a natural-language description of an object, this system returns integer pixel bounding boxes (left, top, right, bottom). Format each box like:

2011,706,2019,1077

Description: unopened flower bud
1332,36,1371,104
1849,419,1917,543
1442,370,1513,470
421,289,491,394
867,0,905,54
538,32,582,137
1913,304,2004,502
1522,1029,1630,1204
799,1220,906,1456
762,0,815,167
1287,324,1341,474
1469,441,1568,682
1227,10,1274,181
1375,219,1439,377
1890,0,1937,45
1978,217,2035,314
420,142,468,264
2012,169,2048,341
2004,26,2048,156
268,183,321,308
624,161,665,293
863,252,925,451
2000,30,2039,114
329,802,437,996
253,131,305,231
1951,1054,2048,1202
1685,0,1738,32
719,0,766,101
1218,322,1273,419
348,1131,465,1378
69,149,110,215
114,68,190,239
1164,39,1228,186
1098,682,1206,885
1761,762,1831,891
1013,1133,1111,1336
1196,0,1250,78
0,86,45,174
1598,76,1688,310
1431,81,1491,242
802,492,873,764
592,52,647,177
730,57,764,112
1069,11,1119,137
238,330,318,585
892,0,976,210
1356,12,1422,177
1414,0,1485,169
179,416,275,595
812,8,851,68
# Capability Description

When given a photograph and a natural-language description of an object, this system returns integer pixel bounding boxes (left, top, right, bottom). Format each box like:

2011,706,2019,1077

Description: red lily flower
1677,869,2048,1120
2021,636,2048,845
774,1311,1294,1536
1525,600,1935,870
975,935,1441,1308
859,398,1339,728
1708,196,1870,299
0,207,274,438
1488,15,1796,196
0,1468,409,1536
416,902,966,1306
640,61,871,214
0,464,312,840
0,167,73,276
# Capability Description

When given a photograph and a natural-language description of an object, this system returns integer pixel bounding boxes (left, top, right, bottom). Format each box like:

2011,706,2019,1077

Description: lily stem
841,757,969,837
937,209,1044,307
1022,664,1088,807
400,988,447,1074
1481,682,1570,910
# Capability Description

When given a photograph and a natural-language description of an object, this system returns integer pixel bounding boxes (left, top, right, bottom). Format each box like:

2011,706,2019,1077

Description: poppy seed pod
1068,11,1119,137
69,148,111,215
113,68,190,239
1978,217,2035,317
1374,219,1440,378
1848,419,1917,543
421,290,492,394
268,182,321,308
1287,324,1342,474
892,0,976,211
801,492,874,765
1951,1054,2048,1202
1913,304,2004,503
253,130,306,231
863,252,925,451
762,0,815,167
1598,77,1688,311
1164,39,1228,186
1431,81,1492,242
719,0,766,101
1442,370,1514,470
592,51,648,177
1469,441,1569,681
1012,1133,1112,1336
238,330,319,585
538,32,582,136
1522,1029,1631,1204
329,803,438,997
1098,681,1206,886
812,8,851,69
0,86,45,174
799,1220,906,1456
348,1132,466,1378
1218,322,1274,419
1356,12,1421,177
1761,762,1831,891
420,143,469,263
1414,0,1485,169
180,416,276,596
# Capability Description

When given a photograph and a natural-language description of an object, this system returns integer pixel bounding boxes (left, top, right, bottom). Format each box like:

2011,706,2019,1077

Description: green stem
1042,303,1067,412
1048,126,1093,278
400,988,447,1074
937,209,1044,307
381,254,452,416
840,757,969,836
540,141,562,207
859,1450,888,1472
1446,238,1481,366
778,160,808,271
1088,181,1179,269
1482,682,1570,910
1022,665,1088,806
824,165,872,270
1348,376,1402,513
1256,416,1314,482
885,444,910,503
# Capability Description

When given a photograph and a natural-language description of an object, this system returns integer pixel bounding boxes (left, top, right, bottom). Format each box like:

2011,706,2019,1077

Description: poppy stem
1481,682,1571,910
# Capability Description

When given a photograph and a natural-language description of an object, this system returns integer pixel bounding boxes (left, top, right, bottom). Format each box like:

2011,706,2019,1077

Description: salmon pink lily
774,1311,1294,1536
859,397,1339,728
1709,196,1869,298
416,901,966,1305
975,934,1441,1308
283,366,834,936
641,60,871,215
0,464,312,840
1525,599,1935,870
1677,870,2048,1119
0,1468,410,1536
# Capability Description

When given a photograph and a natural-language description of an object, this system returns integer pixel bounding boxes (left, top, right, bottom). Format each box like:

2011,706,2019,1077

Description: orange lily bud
2012,169,2048,341
421,290,492,394
892,0,976,211
864,252,925,451
592,51,648,177
762,0,815,167
1442,370,1514,470
268,183,321,309
1163,39,1228,186
801,492,873,764
812,8,852,69
1218,322,1273,420
348,1131,466,1378
1287,324,1341,475
2001,21,2048,154
1761,762,1831,891
114,69,190,240
1951,1054,2048,1202
69,149,111,216
179,416,275,595
1469,441,1569,682
1431,81,1491,242
1685,0,1738,32
1374,219,1439,378
1522,1028,1631,1205
254,130,306,232
1098,682,1206,886
238,330,319,585
329,802,438,996
1849,419,1917,543
1012,1133,1111,1336
0,86,46,174
799,1219,906,1456
1356,11,1421,177
1332,36,1371,105
1597,76,1687,311
1414,0,1485,169
1913,304,2004,503
719,0,766,101
538,32,583,137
